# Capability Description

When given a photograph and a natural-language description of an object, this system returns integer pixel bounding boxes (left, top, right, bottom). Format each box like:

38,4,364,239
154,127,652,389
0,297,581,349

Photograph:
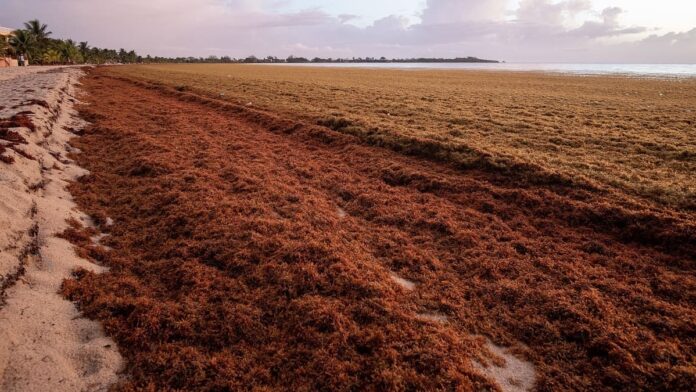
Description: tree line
1,20,139,65
139,55,499,64
1,20,497,66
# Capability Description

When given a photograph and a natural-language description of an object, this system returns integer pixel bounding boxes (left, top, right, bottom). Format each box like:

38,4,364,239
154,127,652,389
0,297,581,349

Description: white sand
410,297,535,391
473,338,536,392
389,272,416,291
0,66,123,391
412,308,536,391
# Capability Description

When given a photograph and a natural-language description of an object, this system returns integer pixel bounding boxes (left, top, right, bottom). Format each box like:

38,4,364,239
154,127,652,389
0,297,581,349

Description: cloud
0,0,693,62
594,27,696,63
568,7,647,38
516,0,591,25
337,14,360,24
420,0,508,24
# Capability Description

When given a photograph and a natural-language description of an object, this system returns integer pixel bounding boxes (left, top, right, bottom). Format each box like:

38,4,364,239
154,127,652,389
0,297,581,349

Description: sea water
266,63,696,78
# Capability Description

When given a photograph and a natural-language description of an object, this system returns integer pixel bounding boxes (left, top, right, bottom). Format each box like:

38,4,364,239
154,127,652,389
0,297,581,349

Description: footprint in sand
473,339,536,392
399,273,536,392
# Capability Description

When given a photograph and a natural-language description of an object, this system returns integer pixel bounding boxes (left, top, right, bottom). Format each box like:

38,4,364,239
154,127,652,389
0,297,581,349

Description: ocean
265,63,696,78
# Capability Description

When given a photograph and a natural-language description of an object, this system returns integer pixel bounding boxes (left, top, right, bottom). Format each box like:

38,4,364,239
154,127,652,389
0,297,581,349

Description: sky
1,0,695,63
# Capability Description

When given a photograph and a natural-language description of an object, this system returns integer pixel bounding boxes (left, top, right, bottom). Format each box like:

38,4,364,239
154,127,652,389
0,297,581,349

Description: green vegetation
4,19,140,65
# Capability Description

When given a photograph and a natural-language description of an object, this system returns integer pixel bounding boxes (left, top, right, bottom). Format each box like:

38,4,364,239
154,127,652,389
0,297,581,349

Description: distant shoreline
254,62,696,78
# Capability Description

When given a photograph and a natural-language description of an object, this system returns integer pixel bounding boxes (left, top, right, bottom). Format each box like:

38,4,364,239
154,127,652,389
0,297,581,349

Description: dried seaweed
61,69,696,391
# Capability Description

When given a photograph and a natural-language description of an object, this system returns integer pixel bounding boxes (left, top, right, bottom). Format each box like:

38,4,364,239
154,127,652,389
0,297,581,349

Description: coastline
0,66,122,391
257,62,696,78
1,64,694,390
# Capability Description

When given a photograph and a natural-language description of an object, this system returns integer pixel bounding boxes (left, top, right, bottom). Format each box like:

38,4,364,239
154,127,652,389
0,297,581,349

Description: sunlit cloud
1,0,693,62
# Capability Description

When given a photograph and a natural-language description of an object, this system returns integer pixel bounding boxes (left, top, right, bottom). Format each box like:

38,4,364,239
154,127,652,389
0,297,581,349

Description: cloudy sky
2,0,695,62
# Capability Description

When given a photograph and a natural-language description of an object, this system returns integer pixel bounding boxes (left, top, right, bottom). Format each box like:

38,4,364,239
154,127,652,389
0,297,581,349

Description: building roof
0,27,15,36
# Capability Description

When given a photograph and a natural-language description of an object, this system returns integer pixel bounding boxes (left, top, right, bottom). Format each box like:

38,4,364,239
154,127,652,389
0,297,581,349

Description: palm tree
23,19,51,63
9,30,35,62
88,47,101,64
118,48,127,63
78,41,89,62
127,50,138,64
58,40,80,63
23,19,51,41
42,49,62,65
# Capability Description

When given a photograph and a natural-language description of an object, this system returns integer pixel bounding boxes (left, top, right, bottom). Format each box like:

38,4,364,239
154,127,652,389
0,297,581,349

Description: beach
112,64,696,212
1,64,694,391
0,66,122,391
